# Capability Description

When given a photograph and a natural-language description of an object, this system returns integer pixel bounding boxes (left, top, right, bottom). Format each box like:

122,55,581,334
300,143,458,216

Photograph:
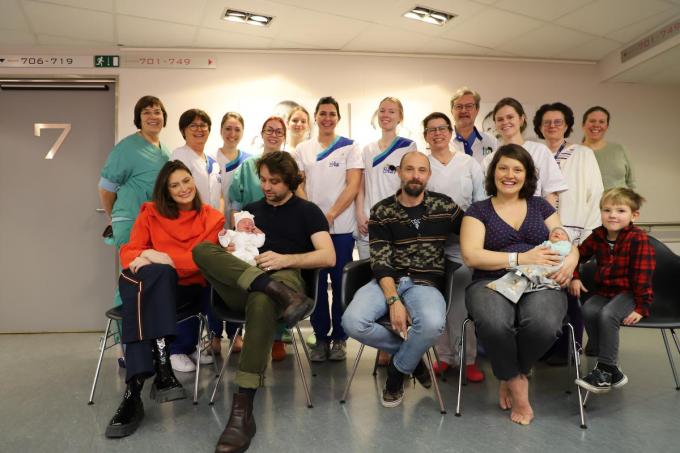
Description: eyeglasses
188,123,209,131
542,119,565,127
425,125,450,134
453,103,476,111
263,128,285,137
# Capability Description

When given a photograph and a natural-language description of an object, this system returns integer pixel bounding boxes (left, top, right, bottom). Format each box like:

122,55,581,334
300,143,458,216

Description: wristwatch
386,295,401,306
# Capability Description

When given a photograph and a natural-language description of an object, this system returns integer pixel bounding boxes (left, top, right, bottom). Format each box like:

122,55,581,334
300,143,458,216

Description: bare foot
507,375,534,425
498,380,512,410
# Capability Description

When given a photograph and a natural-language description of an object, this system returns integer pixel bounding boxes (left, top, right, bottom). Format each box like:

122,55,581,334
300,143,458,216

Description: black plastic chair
88,301,216,405
580,235,680,393
339,259,457,414
208,269,320,408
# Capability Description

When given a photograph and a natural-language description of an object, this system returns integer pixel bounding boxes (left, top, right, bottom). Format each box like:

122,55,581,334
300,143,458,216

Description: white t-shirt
362,137,417,216
428,151,486,262
171,145,222,209
481,140,568,197
450,127,498,164
294,136,364,234
216,149,251,226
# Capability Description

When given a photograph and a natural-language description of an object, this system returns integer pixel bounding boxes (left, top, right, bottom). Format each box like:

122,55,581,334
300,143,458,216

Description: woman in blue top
461,144,578,426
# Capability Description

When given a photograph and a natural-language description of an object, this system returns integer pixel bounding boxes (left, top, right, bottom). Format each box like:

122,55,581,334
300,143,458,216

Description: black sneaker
610,367,628,389
381,381,404,408
575,367,612,393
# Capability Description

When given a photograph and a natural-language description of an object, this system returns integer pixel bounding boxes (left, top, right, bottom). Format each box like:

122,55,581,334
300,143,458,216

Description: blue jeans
342,277,446,374
311,233,354,342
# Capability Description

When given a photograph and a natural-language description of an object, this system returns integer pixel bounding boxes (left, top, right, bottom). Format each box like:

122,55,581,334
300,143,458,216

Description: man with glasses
450,87,498,164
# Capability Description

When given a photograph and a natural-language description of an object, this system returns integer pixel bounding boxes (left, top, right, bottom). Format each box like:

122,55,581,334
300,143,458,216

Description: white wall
2,49,679,221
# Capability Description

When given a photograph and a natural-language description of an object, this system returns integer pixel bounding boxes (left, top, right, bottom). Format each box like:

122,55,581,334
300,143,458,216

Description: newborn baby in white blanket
218,211,266,266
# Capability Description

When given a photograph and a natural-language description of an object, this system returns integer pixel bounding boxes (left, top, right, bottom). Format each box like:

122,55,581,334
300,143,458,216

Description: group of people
97,88,653,452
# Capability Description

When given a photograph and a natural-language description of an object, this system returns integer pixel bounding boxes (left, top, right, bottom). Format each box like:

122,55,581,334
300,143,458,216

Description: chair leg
661,329,680,390
193,315,203,405
88,319,113,405
210,326,242,405
372,349,380,377
340,343,365,404
671,329,680,356
296,325,315,377
426,349,446,414
432,346,446,382
567,323,587,429
291,326,313,408
201,314,219,376
455,318,469,416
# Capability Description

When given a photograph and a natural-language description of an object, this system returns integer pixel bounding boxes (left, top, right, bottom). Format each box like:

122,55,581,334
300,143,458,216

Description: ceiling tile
342,25,431,53
117,16,197,47
555,36,621,60
200,0,299,39
494,0,593,21
29,0,114,12
194,28,272,49
1,0,30,31
36,33,112,47
441,7,543,48
556,0,674,36
23,0,114,42
0,29,37,46
269,39,326,49
497,24,594,58
606,11,680,44
115,0,207,26
418,37,499,56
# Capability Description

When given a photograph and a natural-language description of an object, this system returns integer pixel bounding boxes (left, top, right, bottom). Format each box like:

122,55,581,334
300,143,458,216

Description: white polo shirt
171,145,222,209
481,140,568,197
362,137,417,216
294,136,364,234
428,151,486,262
450,127,498,164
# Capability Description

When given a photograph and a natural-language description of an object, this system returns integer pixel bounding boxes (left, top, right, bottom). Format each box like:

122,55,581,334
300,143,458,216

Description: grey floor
1,326,679,453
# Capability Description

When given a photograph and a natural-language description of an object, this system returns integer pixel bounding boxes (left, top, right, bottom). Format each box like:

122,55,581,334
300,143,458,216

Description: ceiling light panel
403,6,455,26
222,8,273,27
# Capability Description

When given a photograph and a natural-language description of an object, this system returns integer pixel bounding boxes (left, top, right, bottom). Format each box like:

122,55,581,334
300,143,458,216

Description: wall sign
621,19,680,63
0,56,92,68
34,123,71,159
121,52,217,69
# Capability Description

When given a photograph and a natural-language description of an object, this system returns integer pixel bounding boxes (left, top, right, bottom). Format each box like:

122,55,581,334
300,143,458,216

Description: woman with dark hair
582,106,635,190
99,95,172,302
533,103,604,365
105,160,224,439
461,144,578,425
482,97,567,206
421,111,486,382
294,96,364,362
229,116,291,361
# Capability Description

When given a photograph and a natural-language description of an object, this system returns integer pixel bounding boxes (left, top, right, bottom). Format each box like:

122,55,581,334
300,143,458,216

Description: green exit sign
94,55,119,68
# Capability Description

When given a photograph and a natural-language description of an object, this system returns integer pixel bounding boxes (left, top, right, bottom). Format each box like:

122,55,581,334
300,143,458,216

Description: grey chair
208,269,320,408
339,259,457,414
88,301,217,405
579,235,680,408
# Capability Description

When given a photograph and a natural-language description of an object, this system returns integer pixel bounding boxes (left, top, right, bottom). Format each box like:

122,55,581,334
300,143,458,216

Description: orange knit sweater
120,202,224,285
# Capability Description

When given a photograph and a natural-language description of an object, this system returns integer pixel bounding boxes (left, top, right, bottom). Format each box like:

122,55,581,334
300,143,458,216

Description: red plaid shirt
574,224,655,316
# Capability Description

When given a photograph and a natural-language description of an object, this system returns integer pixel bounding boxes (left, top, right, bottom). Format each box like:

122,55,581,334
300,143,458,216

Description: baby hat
234,210,255,227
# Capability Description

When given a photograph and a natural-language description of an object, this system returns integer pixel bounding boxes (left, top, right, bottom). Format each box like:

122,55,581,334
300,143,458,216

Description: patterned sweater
369,190,463,290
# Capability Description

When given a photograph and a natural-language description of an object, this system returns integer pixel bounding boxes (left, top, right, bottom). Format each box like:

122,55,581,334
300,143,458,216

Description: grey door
0,80,116,332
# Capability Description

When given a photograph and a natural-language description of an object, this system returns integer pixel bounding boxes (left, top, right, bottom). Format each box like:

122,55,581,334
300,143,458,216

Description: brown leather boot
263,280,314,327
214,393,256,453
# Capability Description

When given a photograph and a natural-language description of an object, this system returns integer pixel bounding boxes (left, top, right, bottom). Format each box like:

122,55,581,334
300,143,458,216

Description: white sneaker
170,353,196,372
190,349,214,365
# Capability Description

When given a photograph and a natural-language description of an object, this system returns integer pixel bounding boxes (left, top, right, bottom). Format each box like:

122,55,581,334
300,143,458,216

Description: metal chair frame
208,269,319,408
88,305,218,405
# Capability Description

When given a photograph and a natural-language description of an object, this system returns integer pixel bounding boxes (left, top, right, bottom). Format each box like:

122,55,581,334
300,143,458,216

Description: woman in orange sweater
105,160,224,439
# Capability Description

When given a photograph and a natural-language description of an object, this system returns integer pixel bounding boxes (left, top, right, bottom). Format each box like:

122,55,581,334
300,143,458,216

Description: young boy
570,188,655,393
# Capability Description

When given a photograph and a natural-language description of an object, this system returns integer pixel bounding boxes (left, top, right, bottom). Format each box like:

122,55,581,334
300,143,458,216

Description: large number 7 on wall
34,123,71,159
